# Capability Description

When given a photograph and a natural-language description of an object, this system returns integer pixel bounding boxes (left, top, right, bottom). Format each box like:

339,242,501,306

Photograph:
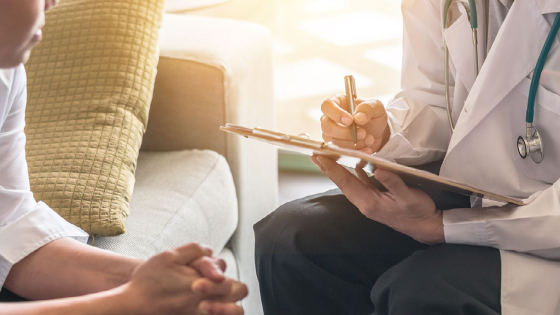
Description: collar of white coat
447,0,559,154
535,0,560,15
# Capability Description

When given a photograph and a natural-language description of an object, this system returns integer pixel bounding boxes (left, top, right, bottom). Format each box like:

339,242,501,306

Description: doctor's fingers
315,156,379,210
374,169,409,197
355,167,379,190
321,95,358,126
322,134,374,150
355,105,388,136
321,115,367,141
353,99,386,125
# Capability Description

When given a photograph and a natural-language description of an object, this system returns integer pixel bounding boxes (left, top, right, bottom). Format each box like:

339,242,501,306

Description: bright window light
364,44,403,71
304,0,348,14
274,58,374,102
300,11,403,47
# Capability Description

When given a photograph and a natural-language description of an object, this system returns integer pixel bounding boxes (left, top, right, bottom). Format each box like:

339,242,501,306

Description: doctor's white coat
377,0,560,313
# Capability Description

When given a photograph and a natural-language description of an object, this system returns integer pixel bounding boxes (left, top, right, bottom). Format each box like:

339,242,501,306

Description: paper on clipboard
220,123,526,206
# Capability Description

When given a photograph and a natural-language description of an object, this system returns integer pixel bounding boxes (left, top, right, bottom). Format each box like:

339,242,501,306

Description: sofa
91,14,278,315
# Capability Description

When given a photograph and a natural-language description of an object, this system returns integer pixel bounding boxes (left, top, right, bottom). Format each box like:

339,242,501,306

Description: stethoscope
443,0,560,164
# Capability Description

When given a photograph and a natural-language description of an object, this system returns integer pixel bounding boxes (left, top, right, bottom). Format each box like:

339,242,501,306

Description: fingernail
341,117,352,126
357,129,366,140
193,281,205,294
355,113,367,124
199,301,211,314
365,135,374,146
213,267,224,278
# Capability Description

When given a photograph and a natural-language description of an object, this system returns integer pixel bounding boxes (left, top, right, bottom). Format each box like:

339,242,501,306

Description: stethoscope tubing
443,0,479,132
528,14,560,124
442,0,557,164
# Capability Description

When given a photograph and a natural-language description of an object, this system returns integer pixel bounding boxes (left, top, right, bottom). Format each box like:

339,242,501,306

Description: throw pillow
24,0,164,236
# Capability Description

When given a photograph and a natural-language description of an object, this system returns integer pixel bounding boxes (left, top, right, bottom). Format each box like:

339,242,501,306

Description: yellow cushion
24,0,164,236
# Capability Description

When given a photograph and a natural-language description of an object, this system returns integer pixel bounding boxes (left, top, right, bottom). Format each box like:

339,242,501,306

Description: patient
0,1,246,314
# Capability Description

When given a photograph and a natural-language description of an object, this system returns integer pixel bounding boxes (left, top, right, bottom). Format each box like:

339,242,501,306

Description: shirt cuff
0,202,88,288
374,112,416,161
443,207,492,246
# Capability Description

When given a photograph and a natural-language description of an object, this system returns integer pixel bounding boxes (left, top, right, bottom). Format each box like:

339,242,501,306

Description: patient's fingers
198,301,245,315
191,257,226,283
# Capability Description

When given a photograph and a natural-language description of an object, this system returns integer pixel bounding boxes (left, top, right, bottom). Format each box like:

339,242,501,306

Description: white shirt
0,65,88,290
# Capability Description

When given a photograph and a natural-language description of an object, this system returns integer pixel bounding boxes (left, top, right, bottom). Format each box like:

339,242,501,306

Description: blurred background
173,0,404,203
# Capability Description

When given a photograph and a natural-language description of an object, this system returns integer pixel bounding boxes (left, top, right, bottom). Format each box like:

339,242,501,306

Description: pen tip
354,143,357,147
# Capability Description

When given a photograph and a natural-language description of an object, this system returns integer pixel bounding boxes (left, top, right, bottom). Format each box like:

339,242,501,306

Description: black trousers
0,289,27,302
254,167,501,315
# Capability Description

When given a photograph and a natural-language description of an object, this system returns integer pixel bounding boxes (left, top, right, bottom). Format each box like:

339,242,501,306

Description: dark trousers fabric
0,289,27,302
254,169,501,315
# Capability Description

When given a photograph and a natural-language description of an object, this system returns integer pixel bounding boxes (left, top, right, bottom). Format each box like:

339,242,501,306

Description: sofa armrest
142,14,278,315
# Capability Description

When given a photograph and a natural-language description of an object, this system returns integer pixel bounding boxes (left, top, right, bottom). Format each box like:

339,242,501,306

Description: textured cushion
24,0,164,236
92,150,238,258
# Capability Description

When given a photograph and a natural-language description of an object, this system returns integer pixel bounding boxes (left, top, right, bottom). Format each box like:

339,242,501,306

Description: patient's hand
124,243,247,315
320,95,391,154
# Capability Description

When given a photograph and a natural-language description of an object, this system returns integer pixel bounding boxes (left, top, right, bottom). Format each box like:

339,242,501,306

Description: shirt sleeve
0,65,88,288
443,183,560,260
373,0,453,166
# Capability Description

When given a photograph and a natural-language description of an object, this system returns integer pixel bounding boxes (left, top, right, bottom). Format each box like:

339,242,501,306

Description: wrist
424,210,445,245
108,283,149,315
106,257,144,288
410,210,445,245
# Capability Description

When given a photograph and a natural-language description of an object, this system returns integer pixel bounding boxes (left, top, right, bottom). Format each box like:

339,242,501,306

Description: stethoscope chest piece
517,125,544,163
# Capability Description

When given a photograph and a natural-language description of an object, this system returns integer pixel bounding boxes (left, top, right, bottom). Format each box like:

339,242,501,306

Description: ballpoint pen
344,75,358,146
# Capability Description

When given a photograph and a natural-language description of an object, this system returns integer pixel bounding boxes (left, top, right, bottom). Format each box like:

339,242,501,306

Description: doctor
255,0,560,314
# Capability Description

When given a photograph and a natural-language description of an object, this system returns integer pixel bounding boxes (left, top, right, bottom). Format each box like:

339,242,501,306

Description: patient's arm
1,242,247,315
4,238,141,300
0,287,135,315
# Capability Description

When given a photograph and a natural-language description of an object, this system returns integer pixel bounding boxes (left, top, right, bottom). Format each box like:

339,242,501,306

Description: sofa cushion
24,0,164,236
92,150,238,258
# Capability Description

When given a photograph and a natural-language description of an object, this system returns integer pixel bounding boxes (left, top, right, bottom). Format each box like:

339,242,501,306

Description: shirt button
389,143,399,152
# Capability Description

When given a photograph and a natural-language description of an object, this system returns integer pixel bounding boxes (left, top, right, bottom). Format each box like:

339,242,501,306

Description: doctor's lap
254,96,501,315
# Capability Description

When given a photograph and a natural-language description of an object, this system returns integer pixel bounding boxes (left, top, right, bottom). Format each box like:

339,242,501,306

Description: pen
344,75,358,146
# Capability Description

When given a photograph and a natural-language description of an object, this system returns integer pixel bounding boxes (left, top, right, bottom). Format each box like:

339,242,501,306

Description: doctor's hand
320,95,391,155
311,155,445,245
122,243,247,315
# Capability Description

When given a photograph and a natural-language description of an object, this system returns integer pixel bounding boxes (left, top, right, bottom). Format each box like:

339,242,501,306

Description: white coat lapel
447,0,556,153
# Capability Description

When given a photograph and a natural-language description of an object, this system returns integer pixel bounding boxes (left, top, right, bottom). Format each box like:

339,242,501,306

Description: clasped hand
124,243,247,315
315,95,445,244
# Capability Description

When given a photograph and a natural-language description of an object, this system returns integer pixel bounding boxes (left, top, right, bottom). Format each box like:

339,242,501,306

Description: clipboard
220,123,526,206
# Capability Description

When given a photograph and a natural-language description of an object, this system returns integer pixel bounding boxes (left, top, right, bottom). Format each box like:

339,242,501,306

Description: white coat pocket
510,77,560,184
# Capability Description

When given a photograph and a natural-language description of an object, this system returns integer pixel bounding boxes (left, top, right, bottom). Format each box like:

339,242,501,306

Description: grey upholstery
92,150,238,258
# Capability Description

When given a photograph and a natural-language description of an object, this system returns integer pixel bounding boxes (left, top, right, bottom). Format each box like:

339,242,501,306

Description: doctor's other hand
311,155,445,245
320,95,391,154
121,243,247,315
